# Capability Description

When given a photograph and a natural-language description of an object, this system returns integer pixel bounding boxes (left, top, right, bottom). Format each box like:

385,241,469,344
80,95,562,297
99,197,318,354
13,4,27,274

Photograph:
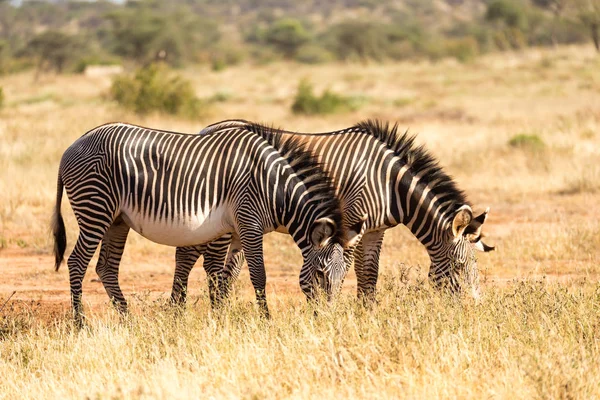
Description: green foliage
445,37,480,63
110,64,203,118
486,0,528,29
294,43,334,64
324,21,390,61
291,80,361,115
25,31,83,74
107,2,220,66
73,55,121,74
0,0,598,69
508,133,546,151
264,18,311,58
209,43,247,72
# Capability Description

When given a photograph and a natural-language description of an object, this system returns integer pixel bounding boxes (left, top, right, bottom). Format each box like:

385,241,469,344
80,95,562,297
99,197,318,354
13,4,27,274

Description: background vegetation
0,0,599,76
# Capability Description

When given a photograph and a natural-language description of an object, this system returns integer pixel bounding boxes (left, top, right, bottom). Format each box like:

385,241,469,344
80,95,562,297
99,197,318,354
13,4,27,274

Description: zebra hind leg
220,250,245,299
204,235,233,308
95,217,130,315
172,245,205,306
68,225,110,328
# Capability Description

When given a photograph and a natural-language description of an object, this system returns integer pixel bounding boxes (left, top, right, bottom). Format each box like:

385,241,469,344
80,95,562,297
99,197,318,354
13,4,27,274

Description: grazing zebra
173,119,494,303
52,122,361,325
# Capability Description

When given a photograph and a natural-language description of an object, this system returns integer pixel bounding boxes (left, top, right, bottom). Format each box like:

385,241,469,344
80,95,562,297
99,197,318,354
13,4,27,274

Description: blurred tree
107,1,220,66
486,0,528,29
532,0,570,45
25,31,82,78
325,21,390,61
264,18,310,58
573,0,600,51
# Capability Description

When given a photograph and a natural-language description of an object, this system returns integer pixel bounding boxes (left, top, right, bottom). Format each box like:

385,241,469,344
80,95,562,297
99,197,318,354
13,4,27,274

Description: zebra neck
392,163,454,250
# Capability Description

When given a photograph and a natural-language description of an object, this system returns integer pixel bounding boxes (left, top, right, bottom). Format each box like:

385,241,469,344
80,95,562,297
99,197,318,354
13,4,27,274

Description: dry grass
1,44,600,398
1,278,599,399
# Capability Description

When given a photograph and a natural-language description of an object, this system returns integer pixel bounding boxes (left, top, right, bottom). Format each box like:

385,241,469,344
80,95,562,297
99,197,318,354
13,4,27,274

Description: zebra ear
464,207,489,240
310,218,336,248
344,214,367,249
451,205,473,238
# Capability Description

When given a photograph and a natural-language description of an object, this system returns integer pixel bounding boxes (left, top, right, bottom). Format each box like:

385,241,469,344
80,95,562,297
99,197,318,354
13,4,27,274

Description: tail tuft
52,175,66,271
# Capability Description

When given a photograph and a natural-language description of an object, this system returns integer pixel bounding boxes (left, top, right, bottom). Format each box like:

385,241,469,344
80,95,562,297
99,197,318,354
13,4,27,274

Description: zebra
171,119,494,304
51,121,363,325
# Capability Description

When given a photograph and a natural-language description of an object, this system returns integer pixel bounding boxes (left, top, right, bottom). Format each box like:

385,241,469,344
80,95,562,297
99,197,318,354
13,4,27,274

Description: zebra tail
52,173,66,271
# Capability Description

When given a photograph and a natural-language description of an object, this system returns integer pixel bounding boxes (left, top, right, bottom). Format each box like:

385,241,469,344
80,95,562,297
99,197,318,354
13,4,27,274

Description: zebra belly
120,204,232,247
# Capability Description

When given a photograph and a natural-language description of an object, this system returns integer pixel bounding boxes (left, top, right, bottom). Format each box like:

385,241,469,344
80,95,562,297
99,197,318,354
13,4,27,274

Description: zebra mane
355,119,470,217
245,122,346,244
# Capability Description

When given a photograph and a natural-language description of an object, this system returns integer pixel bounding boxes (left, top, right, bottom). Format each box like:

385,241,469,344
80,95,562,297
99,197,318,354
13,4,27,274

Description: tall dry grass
1,277,599,399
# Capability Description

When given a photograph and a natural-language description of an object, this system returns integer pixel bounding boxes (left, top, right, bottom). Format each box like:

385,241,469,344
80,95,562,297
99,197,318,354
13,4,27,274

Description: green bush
110,64,203,118
73,55,121,74
209,43,247,72
264,18,311,58
445,37,479,63
508,133,545,151
291,80,360,115
0,86,4,109
294,44,333,64
324,21,390,61
486,0,528,30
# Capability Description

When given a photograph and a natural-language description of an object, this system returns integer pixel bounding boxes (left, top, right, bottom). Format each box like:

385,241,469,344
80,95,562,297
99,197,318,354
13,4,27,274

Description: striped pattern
52,122,348,324
173,119,493,302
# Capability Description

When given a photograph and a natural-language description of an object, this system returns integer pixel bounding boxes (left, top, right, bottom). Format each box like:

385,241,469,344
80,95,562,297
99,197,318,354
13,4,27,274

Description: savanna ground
0,45,599,398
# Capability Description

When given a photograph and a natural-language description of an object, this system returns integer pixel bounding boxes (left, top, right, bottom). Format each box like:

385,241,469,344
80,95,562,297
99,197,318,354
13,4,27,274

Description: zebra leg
355,230,386,303
204,235,233,304
238,229,270,318
68,225,110,328
95,217,130,314
341,247,356,286
221,241,245,297
172,245,205,306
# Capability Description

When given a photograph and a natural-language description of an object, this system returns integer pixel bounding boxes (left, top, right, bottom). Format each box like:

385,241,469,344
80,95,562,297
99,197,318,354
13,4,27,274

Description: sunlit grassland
1,278,599,399
1,44,600,399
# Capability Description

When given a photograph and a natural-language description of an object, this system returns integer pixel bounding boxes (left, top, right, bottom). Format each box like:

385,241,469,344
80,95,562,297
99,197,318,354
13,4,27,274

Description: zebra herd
52,119,494,325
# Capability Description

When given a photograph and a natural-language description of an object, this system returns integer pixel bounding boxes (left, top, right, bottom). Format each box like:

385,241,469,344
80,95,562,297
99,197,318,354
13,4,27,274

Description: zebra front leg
239,230,270,318
172,245,205,306
355,230,385,304
341,247,356,287
95,217,130,314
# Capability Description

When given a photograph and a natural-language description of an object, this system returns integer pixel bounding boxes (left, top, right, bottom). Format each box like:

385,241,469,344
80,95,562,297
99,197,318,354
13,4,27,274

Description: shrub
486,0,528,30
294,44,333,64
0,86,4,109
291,80,360,115
73,55,121,74
110,64,203,118
264,18,311,58
508,133,545,151
445,37,479,63
324,21,390,61
209,43,247,72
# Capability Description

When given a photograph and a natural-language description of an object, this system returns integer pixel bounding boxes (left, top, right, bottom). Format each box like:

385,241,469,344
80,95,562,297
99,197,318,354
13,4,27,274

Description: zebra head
429,205,494,297
301,217,365,301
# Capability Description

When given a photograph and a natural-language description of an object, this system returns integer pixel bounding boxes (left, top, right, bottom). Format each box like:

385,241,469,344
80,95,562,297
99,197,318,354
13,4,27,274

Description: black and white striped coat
52,122,359,324
173,119,493,302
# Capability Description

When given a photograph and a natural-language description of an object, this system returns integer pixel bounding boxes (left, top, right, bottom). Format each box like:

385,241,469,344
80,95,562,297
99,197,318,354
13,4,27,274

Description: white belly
120,204,231,247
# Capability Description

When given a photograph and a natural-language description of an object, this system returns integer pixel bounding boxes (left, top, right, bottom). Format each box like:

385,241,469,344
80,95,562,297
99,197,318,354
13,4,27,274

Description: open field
1,45,600,398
